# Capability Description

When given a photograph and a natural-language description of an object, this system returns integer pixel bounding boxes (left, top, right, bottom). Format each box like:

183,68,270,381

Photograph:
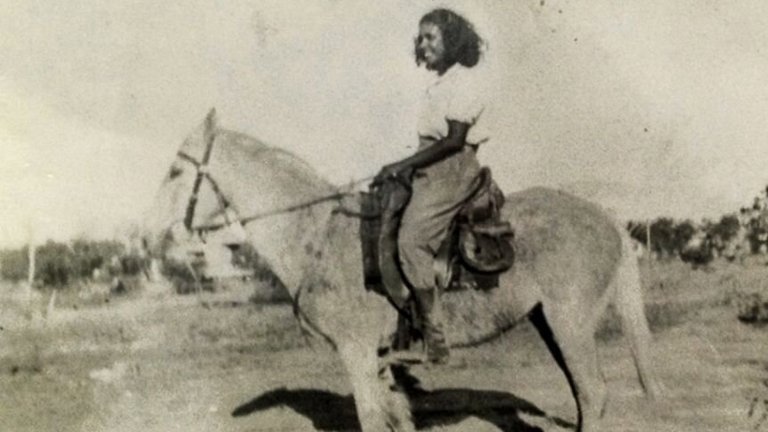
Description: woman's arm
375,120,471,183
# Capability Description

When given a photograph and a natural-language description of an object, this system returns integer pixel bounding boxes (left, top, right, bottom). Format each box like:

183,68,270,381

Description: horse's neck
209,139,363,297
237,203,336,294
215,172,336,294
235,194,363,299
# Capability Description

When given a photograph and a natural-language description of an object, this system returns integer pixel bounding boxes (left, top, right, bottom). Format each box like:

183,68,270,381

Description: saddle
440,167,515,290
360,167,514,311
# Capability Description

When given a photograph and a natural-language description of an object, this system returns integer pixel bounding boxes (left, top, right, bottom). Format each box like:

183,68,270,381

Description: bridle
176,130,233,232
174,131,372,236
170,129,386,318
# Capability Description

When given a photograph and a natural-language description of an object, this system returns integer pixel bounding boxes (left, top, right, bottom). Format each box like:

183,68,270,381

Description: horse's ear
203,108,218,145
205,108,218,133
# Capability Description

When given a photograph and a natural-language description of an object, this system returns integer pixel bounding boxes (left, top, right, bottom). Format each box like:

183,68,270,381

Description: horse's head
143,107,338,264
143,108,224,258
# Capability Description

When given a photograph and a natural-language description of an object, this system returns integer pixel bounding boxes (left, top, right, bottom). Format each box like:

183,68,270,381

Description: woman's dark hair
414,8,484,69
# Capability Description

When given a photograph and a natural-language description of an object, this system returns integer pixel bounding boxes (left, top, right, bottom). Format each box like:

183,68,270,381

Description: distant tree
709,214,740,244
36,241,74,287
627,218,695,258
0,247,29,282
650,217,677,257
70,238,124,279
673,220,696,253
1,238,147,288
626,220,648,246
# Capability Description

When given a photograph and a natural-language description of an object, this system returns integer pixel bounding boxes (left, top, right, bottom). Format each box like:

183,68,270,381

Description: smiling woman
373,8,490,364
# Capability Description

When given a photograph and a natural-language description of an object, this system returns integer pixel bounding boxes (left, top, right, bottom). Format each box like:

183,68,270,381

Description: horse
143,109,661,432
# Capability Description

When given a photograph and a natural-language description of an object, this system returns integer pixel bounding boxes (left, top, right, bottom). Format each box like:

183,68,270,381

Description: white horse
144,110,660,431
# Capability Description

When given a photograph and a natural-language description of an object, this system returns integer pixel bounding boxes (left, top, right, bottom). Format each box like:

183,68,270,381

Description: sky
2,0,768,247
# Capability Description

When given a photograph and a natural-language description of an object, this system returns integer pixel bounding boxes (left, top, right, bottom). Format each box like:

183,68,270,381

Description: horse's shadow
232,382,574,431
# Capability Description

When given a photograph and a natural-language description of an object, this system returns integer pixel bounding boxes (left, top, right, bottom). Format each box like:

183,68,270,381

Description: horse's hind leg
530,304,607,432
613,237,662,399
338,340,414,432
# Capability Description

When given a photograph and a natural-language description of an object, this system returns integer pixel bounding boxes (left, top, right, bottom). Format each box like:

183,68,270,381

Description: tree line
627,186,768,264
626,215,739,260
6,186,768,286
0,239,146,288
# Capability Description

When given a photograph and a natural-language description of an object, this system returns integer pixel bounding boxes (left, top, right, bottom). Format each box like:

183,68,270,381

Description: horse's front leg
338,337,414,431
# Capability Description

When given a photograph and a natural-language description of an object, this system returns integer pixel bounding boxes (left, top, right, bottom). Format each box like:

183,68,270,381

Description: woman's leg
398,152,483,363
398,179,461,363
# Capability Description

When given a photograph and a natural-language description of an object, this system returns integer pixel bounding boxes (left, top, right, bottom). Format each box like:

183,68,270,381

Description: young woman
374,8,489,363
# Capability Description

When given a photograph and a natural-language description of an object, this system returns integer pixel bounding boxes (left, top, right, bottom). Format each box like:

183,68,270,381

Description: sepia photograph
1,1,767,431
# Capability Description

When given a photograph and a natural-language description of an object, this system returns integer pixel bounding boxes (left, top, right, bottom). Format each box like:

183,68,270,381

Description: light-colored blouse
416,64,490,149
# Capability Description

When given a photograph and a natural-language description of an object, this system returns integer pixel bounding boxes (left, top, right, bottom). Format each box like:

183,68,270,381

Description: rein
175,133,376,234
194,191,352,232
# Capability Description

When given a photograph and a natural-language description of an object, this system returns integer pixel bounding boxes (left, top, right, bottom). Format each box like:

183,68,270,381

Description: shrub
159,242,290,301
119,254,146,277
673,220,696,251
709,214,740,244
1,239,149,289
161,256,210,294
70,239,124,279
0,247,29,282
36,241,75,287
650,217,677,257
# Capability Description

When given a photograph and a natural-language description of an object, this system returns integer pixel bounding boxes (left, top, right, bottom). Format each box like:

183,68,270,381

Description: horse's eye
168,166,183,180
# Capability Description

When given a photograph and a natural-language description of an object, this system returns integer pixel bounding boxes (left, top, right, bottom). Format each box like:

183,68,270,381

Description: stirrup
380,350,427,367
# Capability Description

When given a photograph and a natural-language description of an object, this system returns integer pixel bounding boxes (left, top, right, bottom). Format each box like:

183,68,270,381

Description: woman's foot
423,323,450,364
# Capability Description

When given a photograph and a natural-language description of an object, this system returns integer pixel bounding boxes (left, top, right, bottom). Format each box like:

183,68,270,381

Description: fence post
24,227,41,324
26,238,36,303
646,219,652,262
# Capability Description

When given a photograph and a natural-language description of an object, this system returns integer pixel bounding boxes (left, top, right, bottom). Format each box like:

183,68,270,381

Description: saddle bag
455,168,515,273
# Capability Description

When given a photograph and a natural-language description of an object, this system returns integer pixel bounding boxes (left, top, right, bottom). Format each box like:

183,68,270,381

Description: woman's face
418,22,446,73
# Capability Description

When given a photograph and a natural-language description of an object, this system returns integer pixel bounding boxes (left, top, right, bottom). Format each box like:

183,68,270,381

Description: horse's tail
612,227,662,400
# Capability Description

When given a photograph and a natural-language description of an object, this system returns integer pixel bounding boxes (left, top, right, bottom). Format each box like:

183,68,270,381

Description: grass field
1,257,767,431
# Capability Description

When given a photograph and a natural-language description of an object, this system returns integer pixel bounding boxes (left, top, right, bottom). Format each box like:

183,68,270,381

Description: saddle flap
359,191,383,292
359,182,411,310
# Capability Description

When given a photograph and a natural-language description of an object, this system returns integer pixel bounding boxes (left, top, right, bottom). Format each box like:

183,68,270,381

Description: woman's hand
372,162,412,187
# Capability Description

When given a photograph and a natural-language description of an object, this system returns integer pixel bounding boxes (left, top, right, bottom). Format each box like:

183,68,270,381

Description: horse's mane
216,129,336,197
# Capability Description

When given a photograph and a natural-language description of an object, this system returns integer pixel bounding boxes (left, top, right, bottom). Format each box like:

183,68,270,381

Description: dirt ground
1,259,767,432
